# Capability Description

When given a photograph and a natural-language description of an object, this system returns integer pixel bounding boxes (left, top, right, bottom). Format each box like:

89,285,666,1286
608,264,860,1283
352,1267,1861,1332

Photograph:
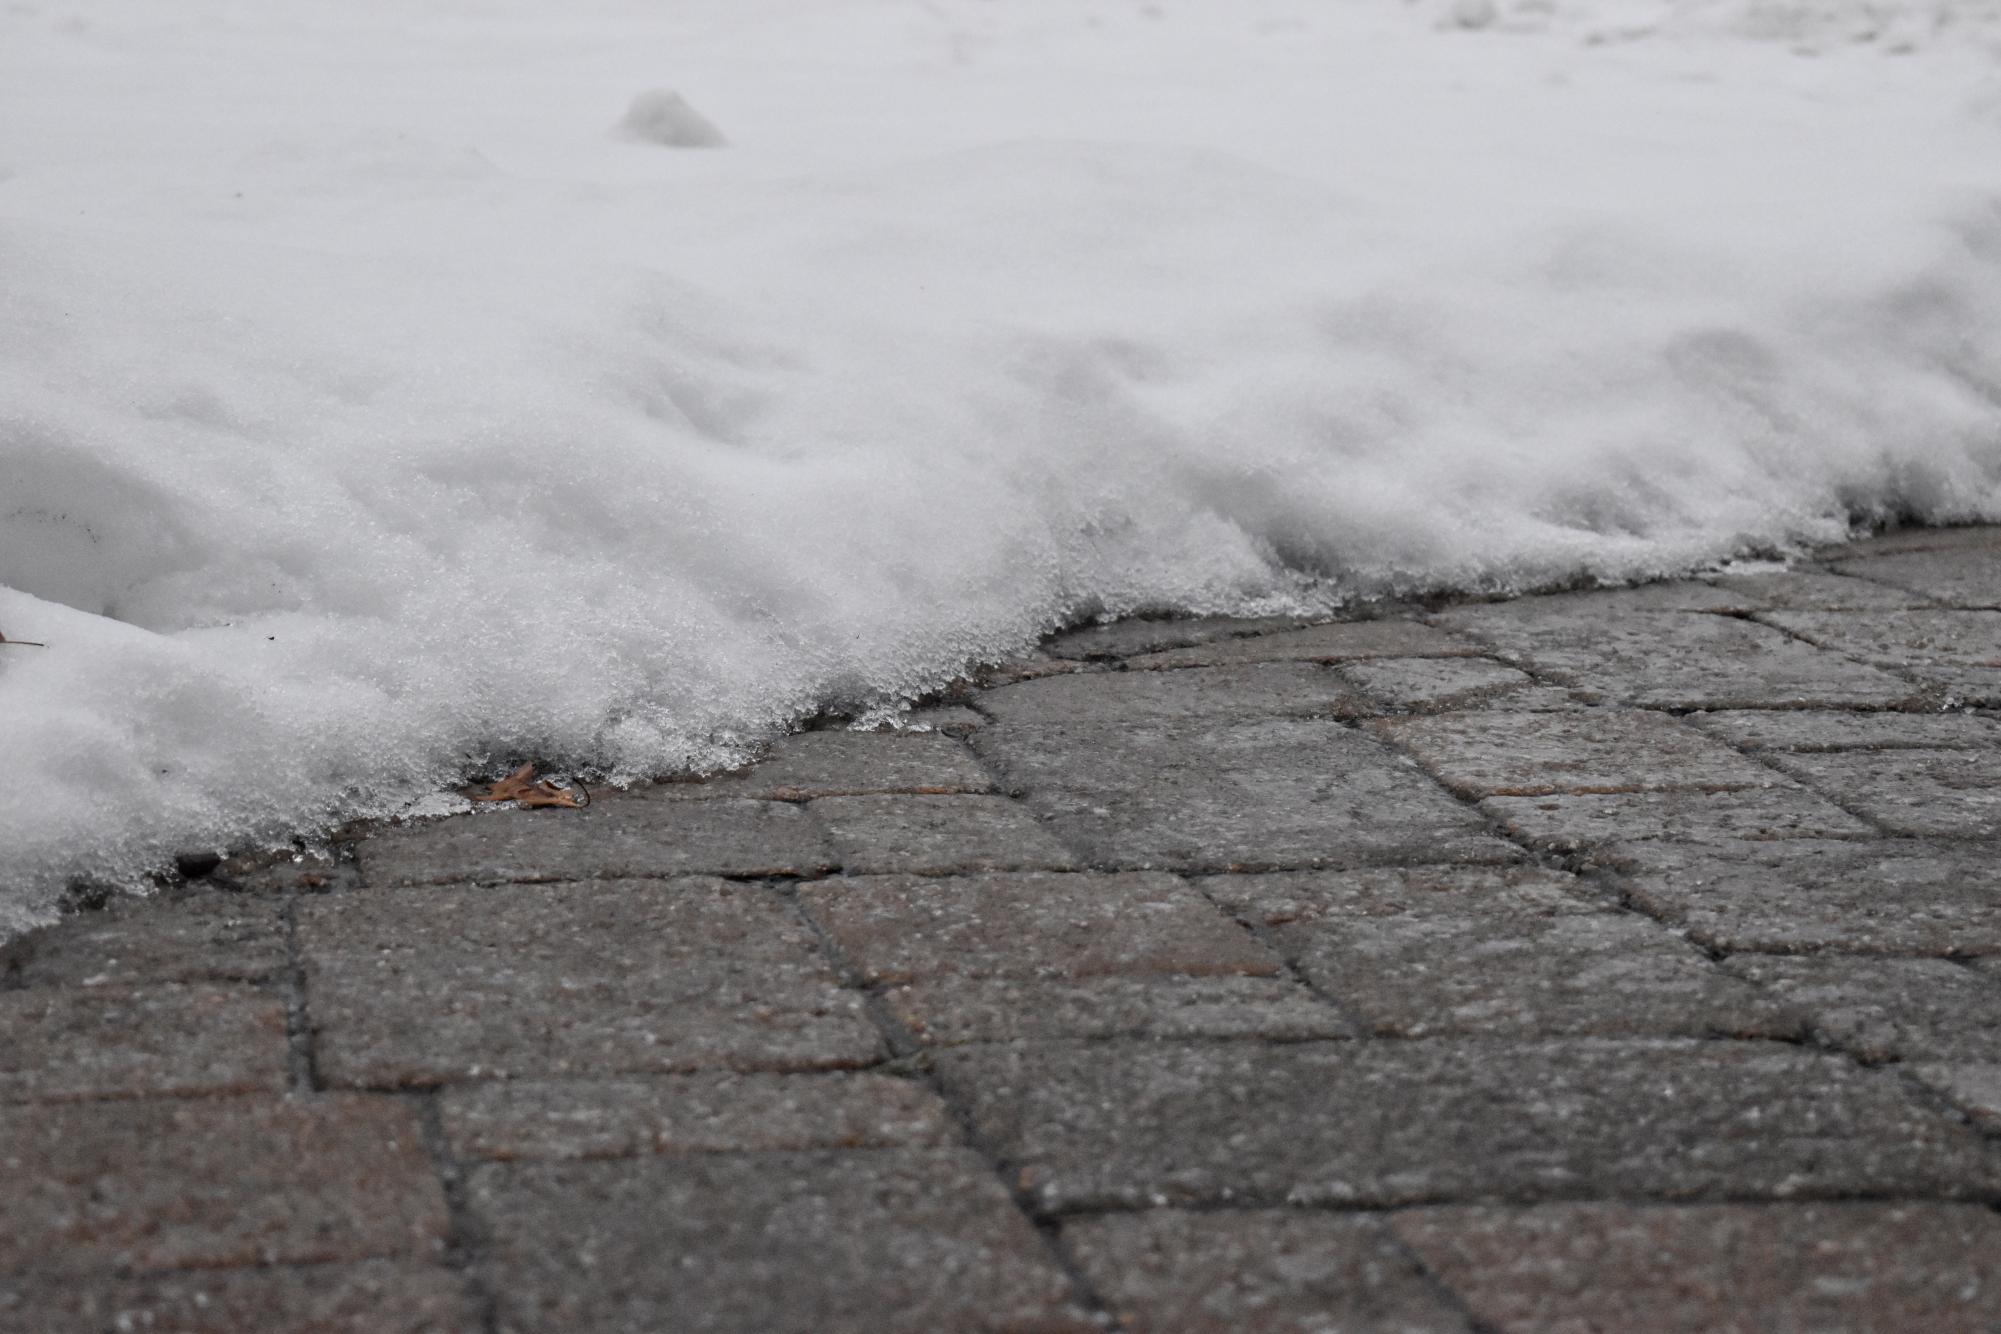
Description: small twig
0,631,46,648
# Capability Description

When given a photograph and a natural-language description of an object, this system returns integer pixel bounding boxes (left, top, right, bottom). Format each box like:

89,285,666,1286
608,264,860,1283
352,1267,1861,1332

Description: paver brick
0,984,287,1103
900,703,987,736
300,880,881,1087
1396,1202,2001,1334
1816,525,2001,558
1762,609,2001,702
1723,956,2001,1063
645,730,993,799
978,662,1364,723
1685,708,2001,751
934,1039,2001,1213
441,1072,955,1160
1834,548,2001,608
0,1093,446,1272
973,717,1515,872
1064,1209,1468,1333
1045,615,1318,661
468,1149,1092,1333
1370,708,1776,797
798,871,1278,984
1909,1064,2001,1132
882,974,1350,1045
1706,568,1935,610
1762,747,2001,837
1205,867,1796,1039
811,794,1080,874
3,891,287,988
1335,655,1577,712
1598,838,2001,955
357,798,833,885
1481,786,1872,850
1128,618,1478,669
0,1261,477,1334
1433,605,1916,708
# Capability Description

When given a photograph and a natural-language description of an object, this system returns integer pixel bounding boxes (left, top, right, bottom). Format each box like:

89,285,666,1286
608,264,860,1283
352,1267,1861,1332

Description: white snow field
3,0,2000,926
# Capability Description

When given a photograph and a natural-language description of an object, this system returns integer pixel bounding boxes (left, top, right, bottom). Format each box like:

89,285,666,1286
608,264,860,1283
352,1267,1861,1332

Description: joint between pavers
415,1092,502,1334
278,898,322,1093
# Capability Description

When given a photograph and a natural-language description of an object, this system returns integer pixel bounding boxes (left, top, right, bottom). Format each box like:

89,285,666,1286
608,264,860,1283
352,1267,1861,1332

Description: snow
3,0,1999,929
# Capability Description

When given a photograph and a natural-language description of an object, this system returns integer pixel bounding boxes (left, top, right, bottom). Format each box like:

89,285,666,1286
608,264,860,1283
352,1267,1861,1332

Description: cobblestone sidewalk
4,525,2001,1332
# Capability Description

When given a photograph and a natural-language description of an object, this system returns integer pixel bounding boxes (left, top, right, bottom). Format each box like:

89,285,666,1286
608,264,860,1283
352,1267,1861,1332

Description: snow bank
2,0,1998,928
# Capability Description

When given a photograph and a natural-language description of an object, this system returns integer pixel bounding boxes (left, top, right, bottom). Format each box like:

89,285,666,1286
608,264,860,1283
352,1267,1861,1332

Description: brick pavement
3,524,2000,1332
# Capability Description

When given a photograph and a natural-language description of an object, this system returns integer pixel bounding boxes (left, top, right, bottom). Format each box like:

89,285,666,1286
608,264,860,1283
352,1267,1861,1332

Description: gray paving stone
811,794,1081,874
469,1149,1092,1333
0,1261,478,1334
934,1039,2001,1213
1481,786,1873,850
1762,609,2001,702
1723,956,2001,1064
4,891,287,988
357,798,833,885
1817,525,2001,558
1763,748,2001,837
882,974,1351,1045
1370,709,1776,797
1335,655,1578,712
1128,619,1479,669
440,1072,955,1161
798,871,1279,985
1600,838,2001,955
900,703,987,736
0,1094,446,1272
978,662,1365,724
1065,1209,1468,1333
1707,569,1935,610
1685,708,2001,751
1396,1202,2001,1334
1909,1064,2001,1132
972,718,1515,872
1045,614,1319,661
1834,549,2001,608
300,880,882,1087
644,729,994,800
1205,867,1796,1039
0,984,287,1103
1433,605,1917,708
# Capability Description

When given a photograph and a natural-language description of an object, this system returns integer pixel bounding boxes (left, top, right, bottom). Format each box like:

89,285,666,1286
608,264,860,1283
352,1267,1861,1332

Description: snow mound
1,0,1998,931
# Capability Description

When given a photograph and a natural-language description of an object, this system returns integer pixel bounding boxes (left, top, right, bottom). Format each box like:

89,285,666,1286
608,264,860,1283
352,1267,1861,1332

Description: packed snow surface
3,0,2000,925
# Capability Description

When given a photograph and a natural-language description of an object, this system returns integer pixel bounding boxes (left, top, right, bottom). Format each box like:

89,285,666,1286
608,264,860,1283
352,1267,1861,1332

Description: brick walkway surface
4,525,2001,1332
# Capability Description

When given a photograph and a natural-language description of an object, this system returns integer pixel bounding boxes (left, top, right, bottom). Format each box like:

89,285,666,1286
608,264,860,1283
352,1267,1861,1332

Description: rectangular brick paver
1371,708,1776,797
934,1039,2001,1213
3,892,288,988
441,1071,956,1161
1480,786,1872,850
1763,747,2001,837
1205,867,1797,1039
1065,1209,1468,1333
301,879,882,1087
1336,656,1577,712
977,663,1365,724
645,730,993,799
810,794,1079,874
1762,609,2001,703
1723,956,2001,1064
1128,618,1478,669
0,1261,477,1334
357,798,833,885
882,974,1350,1045
0,1093,447,1272
1396,1202,2001,1334
1043,615,1318,661
0,984,287,1103
1832,548,2001,608
468,1150,1093,1333
799,871,1278,985
1434,605,1917,708
974,717,1516,872
1684,708,2001,752
1599,838,2001,955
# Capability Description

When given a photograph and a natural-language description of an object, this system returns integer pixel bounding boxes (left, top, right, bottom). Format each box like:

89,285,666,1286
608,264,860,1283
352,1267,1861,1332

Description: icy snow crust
3,0,2000,926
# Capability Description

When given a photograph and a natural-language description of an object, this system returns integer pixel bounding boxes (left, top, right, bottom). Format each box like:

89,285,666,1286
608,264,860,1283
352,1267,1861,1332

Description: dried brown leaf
469,763,584,809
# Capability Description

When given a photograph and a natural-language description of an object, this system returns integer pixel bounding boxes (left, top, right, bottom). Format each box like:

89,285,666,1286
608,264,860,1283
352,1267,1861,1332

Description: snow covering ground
3,0,2000,928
